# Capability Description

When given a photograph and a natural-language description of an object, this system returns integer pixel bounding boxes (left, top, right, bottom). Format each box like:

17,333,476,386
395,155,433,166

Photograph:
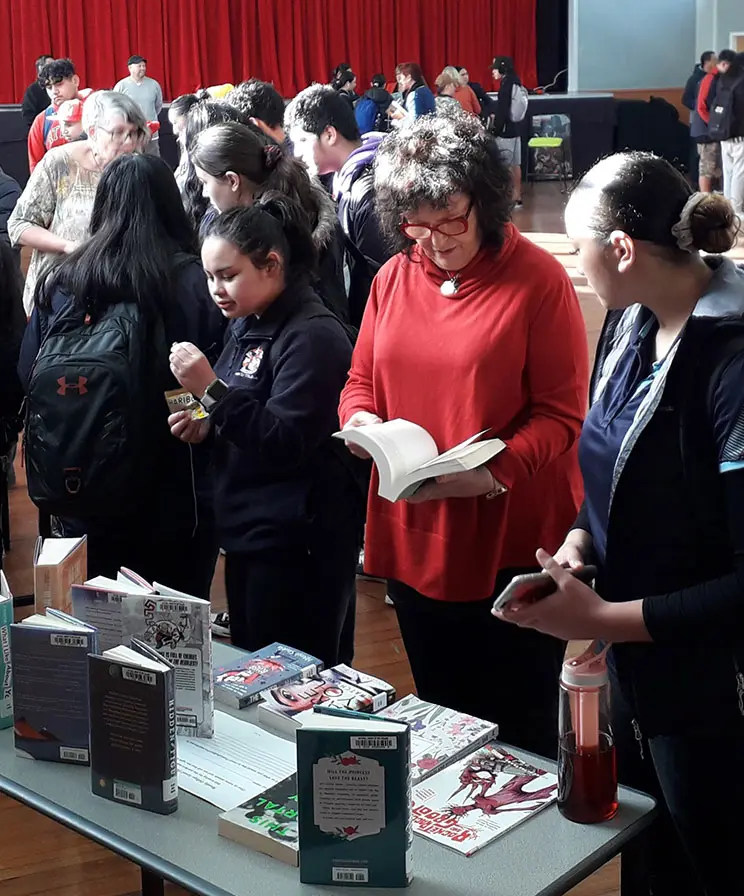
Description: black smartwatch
199,378,229,414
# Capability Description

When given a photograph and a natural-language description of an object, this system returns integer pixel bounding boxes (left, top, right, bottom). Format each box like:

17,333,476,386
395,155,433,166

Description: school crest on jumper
237,346,264,379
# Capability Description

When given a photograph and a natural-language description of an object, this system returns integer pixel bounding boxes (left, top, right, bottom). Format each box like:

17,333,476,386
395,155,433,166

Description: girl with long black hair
168,194,363,666
19,153,224,596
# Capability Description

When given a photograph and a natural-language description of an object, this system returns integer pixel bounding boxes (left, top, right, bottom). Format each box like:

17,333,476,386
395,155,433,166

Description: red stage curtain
0,0,537,103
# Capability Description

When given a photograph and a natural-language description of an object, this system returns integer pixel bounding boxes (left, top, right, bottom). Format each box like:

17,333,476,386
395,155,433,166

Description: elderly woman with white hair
9,90,149,313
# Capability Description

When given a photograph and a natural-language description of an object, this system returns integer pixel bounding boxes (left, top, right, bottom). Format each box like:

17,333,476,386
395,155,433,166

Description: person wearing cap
53,98,85,143
114,55,163,155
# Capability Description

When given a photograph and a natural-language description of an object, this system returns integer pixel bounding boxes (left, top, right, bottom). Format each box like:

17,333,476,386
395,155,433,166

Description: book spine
0,601,12,730
163,668,178,810
402,727,413,884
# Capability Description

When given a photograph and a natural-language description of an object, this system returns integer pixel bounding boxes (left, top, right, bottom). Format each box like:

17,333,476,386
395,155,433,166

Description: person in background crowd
0,241,24,497
339,111,588,759
286,84,392,326
683,51,716,112
434,68,462,113
28,58,85,173
0,167,21,248
332,70,358,110
168,93,199,147
354,74,393,135
181,99,249,236
190,122,347,323
491,55,525,209
168,194,364,666
53,98,85,143
712,51,744,215
21,54,54,129
330,63,352,84
394,63,436,119
691,51,722,193
114,55,163,156
457,65,491,116
498,152,743,896
10,91,149,314
437,66,481,116
18,153,224,596
227,79,288,145
168,93,200,197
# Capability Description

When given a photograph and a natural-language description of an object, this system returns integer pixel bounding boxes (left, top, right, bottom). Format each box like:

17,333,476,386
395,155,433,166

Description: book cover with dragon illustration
411,744,558,856
378,694,498,783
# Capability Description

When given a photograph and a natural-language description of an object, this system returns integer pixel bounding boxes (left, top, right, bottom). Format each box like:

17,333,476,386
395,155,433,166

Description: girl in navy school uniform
168,193,364,668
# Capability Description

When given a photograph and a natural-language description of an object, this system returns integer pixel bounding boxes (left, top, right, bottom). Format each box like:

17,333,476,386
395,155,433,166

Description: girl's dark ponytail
253,191,318,278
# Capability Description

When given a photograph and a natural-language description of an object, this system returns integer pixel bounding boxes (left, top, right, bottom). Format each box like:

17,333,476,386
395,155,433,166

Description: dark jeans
224,529,359,669
387,568,566,759
612,671,744,896
56,517,219,602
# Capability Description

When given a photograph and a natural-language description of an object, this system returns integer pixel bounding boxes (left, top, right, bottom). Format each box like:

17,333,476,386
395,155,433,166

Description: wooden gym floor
2,182,742,896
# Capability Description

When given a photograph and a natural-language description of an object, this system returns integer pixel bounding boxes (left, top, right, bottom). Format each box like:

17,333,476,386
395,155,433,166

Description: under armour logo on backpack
56,376,88,395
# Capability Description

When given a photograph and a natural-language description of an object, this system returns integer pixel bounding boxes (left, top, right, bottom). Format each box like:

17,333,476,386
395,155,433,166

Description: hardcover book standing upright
10,610,98,763
88,640,178,815
0,572,13,730
297,713,412,888
71,575,213,737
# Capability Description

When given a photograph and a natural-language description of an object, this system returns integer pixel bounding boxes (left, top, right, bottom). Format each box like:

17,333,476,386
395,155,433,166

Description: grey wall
569,0,697,91
714,0,744,50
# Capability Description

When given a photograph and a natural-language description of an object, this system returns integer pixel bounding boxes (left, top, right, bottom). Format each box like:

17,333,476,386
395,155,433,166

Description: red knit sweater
339,225,589,601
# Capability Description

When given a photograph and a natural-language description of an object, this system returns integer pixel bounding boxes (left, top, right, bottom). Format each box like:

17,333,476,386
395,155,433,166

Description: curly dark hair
374,108,512,255
227,79,286,128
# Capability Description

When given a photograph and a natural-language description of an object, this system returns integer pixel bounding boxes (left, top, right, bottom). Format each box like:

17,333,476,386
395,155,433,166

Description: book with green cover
0,572,13,730
297,712,412,888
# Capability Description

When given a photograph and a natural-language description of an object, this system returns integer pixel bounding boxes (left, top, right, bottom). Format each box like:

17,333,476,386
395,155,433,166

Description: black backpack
708,73,744,141
24,299,168,519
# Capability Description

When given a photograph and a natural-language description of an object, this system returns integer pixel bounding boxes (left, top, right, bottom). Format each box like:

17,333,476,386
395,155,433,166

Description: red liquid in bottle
558,732,618,824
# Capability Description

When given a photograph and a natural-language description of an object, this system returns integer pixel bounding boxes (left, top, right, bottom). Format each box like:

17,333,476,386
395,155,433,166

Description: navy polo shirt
579,316,659,563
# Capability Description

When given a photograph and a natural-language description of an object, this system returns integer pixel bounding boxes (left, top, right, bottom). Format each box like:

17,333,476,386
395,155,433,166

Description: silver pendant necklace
440,272,460,297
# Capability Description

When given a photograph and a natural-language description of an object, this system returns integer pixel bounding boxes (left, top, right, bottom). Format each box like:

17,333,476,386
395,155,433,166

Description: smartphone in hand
492,566,598,613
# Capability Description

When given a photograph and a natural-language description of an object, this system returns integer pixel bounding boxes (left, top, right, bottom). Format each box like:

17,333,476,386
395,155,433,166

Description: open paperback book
334,419,505,501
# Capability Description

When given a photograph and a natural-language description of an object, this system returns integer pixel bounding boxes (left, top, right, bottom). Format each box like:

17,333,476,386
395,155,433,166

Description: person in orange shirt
27,59,87,173
435,66,481,116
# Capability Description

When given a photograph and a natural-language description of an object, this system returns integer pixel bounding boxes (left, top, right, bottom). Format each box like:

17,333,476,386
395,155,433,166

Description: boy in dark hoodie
285,85,393,326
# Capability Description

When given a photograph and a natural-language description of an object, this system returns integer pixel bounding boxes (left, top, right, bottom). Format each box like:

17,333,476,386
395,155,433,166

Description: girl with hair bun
168,193,363,667
190,122,347,321
498,152,743,894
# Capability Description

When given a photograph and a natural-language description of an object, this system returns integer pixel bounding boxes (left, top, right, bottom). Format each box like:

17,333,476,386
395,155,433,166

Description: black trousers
224,529,359,669
387,569,566,759
57,517,219,602
612,675,744,896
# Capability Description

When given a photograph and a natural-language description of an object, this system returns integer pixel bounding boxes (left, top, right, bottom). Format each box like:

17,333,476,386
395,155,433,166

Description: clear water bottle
557,641,618,823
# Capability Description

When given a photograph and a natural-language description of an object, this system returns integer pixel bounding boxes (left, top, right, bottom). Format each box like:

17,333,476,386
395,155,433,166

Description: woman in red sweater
339,111,589,758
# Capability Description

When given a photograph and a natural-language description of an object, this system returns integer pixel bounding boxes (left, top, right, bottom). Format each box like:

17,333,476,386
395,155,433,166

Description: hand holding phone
492,566,597,614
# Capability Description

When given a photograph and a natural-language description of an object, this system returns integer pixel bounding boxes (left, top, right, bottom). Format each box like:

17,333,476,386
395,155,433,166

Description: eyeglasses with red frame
400,200,474,240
